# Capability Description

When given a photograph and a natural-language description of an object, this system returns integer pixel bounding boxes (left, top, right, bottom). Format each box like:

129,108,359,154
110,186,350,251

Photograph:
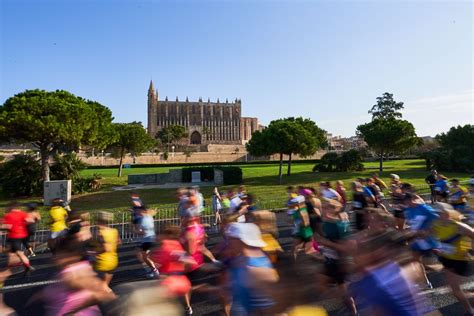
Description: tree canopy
108,122,156,176
357,93,417,172
246,117,326,182
156,125,188,149
0,89,115,182
424,124,474,172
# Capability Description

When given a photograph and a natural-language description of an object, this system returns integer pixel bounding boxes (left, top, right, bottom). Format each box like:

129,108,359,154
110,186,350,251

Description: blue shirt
434,179,448,193
405,204,439,251
350,262,422,316
230,256,275,314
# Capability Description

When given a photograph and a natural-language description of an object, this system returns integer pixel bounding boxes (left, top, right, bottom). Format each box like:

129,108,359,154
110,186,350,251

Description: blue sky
1,0,472,137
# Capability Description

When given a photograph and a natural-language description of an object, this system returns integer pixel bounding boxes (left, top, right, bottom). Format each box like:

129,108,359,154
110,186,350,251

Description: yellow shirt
95,226,119,272
49,206,68,232
432,219,471,261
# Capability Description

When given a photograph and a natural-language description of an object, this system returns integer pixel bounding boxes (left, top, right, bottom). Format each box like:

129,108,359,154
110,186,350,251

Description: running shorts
439,257,472,277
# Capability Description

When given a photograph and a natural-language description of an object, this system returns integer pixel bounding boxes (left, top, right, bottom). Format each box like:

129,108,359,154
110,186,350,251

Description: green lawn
1,159,470,221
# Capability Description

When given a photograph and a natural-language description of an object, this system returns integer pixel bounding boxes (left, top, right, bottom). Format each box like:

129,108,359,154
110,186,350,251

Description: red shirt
3,210,28,239
151,239,186,274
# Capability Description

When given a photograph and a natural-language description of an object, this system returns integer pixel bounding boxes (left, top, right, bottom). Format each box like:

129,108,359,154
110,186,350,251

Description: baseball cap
226,223,267,248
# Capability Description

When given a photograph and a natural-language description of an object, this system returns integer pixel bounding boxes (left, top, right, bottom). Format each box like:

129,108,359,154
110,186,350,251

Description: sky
1,0,472,137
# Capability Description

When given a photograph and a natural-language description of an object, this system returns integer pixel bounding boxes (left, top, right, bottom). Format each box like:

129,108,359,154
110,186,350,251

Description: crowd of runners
0,171,474,315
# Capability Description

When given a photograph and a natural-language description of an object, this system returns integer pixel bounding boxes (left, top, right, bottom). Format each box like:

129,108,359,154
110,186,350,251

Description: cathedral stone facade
147,81,260,145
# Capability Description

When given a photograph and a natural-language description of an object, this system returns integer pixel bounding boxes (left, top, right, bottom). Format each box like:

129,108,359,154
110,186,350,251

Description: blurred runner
372,172,388,190
335,180,347,210
48,198,69,253
151,226,196,314
449,179,469,212
212,187,223,227
434,174,449,203
226,222,278,315
389,174,406,231
287,195,314,260
432,202,474,315
425,170,438,203
315,198,356,316
42,235,115,315
251,210,283,264
352,181,369,231
349,207,424,316
136,208,159,278
1,201,35,275
25,202,41,257
404,193,439,289
94,211,120,286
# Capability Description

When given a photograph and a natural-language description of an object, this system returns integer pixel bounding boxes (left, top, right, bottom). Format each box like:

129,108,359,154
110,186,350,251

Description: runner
137,208,159,278
94,211,120,286
349,208,424,316
226,222,279,315
434,174,450,203
425,170,438,203
25,202,41,257
212,187,223,226
315,198,357,316
372,172,388,190
449,179,469,212
319,182,342,202
431,202,474,315
403,193,439,289
48,198,69,254
130,192,144,231
287,195,314,260
251,210,283,264
389,174,406,231
151,225,196,314
0,202,35,275
42,234,116,315
352,181,369,231
335,180,347,210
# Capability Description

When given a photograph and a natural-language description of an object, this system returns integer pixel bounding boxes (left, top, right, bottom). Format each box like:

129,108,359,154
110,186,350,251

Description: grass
1,159,470,221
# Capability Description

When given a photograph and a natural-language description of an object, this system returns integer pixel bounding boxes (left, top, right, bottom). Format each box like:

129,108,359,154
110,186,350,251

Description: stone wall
79,150,325,166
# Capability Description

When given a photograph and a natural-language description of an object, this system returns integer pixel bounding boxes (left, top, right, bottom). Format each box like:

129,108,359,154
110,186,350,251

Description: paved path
1,216,474,315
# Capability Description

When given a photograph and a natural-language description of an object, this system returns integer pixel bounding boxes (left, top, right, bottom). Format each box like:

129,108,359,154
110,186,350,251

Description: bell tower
147,80,158,137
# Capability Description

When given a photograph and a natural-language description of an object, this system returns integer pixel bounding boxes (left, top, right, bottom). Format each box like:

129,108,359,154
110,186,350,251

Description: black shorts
436,191,448,199
355,212,367,231
324,257,346,284
394,209,405,219
439,257,472,277
7,238,26,252
141,242,154,252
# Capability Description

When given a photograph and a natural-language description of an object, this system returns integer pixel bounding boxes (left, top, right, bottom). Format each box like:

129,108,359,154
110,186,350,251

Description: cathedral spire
148,80,155,95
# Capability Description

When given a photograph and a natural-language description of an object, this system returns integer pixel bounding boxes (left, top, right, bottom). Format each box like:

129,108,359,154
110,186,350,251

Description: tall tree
357,93,418,172
109,122,156,177
246,117,326,183
156,125,188,152
0,89,115,182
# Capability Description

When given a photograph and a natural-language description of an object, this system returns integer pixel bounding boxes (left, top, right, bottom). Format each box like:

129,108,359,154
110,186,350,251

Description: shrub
313,150,364,172
339,149,365,172
219,166,243,185
313,152,339,172
51,152,87,180
0,154,43,197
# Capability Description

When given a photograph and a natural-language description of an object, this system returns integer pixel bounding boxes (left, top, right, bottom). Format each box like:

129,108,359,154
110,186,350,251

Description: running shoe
185,306,193,315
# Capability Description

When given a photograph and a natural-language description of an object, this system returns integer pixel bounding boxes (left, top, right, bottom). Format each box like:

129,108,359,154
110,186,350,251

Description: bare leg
103,273,113,285
201,246,217,262
444,269,473,314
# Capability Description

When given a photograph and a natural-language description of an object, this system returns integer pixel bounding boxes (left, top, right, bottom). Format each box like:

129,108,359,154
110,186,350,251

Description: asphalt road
1,216,474,316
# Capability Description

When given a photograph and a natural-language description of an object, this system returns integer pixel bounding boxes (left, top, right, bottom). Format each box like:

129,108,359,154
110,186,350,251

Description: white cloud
404,90,473,136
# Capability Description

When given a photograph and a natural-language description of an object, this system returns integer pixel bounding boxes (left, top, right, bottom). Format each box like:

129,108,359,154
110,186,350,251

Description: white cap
226,223,267,248
390,174,400,181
